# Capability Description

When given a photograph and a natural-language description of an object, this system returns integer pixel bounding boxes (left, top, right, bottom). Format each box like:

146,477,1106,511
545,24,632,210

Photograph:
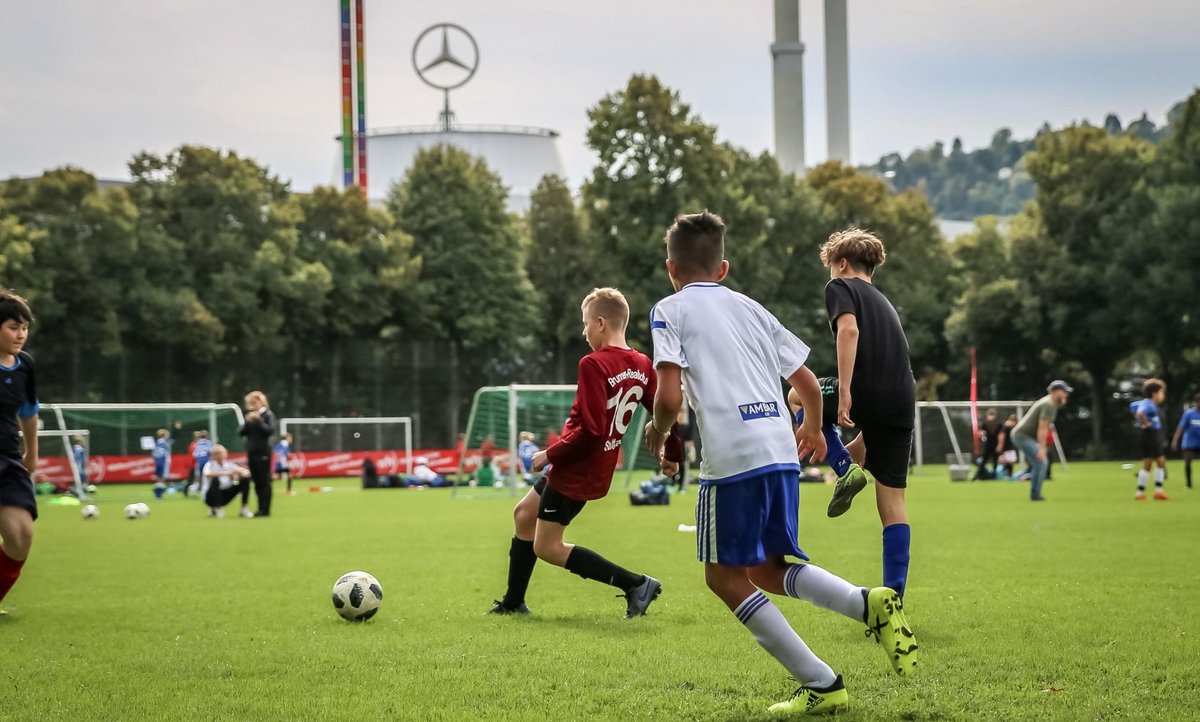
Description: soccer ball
123,503,147,520
81,505,100,519
136,502,151,517
331,571,383,622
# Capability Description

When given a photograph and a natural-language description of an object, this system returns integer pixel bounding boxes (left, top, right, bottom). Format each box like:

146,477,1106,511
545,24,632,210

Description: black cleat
623,575,662,618
487,600,530,615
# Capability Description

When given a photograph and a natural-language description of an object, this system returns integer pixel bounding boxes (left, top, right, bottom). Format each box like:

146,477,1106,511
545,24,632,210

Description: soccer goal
40,403,246,457
455,384,653,498
29,428,90,499
914,401,1067,470
279,417,413,478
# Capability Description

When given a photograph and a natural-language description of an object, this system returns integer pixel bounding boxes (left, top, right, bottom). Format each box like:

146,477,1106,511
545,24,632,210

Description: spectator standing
239,391,276,517
1011,381,1072,502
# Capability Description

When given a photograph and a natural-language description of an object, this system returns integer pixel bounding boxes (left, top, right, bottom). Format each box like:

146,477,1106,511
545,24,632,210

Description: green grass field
5,462,1199,721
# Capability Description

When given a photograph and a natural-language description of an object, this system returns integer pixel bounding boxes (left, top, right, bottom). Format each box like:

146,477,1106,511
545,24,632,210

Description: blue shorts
154,458,168,479
695,469,807,567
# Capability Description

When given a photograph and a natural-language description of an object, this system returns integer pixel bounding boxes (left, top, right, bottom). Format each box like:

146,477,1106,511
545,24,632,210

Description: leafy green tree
581,74,728,345
388,144,538,441
1131,90,1200,406
1023,125,1154,447
128,145,298,362
525,174,591,382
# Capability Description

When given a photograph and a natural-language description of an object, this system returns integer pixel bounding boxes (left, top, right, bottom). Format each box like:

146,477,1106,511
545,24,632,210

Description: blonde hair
156,428,169,438
519,431,534,441
820,228,887,275
211,444,228,456
245,390,269,408
581,287,630,330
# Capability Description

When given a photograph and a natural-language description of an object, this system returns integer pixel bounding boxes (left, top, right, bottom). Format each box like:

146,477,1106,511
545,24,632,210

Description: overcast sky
2,0,1197,190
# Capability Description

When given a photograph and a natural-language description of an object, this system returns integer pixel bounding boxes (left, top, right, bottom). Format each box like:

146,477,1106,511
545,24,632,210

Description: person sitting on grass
201,445,251,518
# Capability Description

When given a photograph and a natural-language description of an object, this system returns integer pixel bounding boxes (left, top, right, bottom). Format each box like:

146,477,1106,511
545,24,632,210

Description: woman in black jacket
239,390,277,517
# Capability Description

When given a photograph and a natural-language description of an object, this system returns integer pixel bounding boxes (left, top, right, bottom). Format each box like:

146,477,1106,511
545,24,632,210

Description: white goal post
279,416,414,476
29,428,90,499
915,400,1068,470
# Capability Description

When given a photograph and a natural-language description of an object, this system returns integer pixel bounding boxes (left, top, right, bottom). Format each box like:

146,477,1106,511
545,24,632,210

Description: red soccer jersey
545,345,676,501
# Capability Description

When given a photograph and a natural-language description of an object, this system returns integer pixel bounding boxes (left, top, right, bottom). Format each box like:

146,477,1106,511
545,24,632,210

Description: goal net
455,384,654,497
915,401,1067,470
30,428,90,499
279,417,413,479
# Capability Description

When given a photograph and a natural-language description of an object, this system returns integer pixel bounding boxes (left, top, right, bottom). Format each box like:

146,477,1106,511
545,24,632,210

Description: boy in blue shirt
152,429,173,499
273,432,293,495
1171,393,1200,490
0,290,40,612
192,431,213,498
1131,378,1168,500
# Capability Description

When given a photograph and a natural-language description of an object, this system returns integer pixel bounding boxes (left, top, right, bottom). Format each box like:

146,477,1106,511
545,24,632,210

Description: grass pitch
5,462,1199,721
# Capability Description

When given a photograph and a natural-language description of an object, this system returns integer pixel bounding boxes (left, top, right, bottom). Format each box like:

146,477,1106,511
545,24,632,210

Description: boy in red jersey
489,287,679,618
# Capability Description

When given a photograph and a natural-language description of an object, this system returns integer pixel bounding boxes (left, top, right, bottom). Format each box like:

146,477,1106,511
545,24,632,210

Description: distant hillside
868,100,1186,221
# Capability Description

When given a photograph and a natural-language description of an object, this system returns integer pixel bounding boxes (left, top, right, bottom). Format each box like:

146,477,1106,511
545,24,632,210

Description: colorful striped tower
340,0,354,188
354,0,367,191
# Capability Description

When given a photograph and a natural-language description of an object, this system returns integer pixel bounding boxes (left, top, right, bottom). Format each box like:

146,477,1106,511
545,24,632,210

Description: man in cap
1011,380,1073,501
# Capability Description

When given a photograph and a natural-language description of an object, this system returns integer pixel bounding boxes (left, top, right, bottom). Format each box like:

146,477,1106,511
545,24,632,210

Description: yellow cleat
768,675,848,715
865,587,919,676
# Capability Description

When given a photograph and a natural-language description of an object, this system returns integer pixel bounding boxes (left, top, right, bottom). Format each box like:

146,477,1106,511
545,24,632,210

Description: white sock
734,591,837,687
784,564,866,623
1137,470,1148,490
1154,467,1165,486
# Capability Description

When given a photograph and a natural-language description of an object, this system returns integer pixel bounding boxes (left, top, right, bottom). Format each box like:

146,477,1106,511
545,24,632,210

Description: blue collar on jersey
0,356,21,372
682,282,722,289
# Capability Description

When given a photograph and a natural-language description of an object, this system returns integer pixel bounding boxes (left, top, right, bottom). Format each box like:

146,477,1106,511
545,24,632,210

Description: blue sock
794,409,853,477
882,523,911,598
822,426,852,477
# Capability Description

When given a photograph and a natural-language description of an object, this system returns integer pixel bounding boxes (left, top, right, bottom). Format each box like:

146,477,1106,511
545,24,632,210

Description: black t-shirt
240,407,276,457
825,278,915,425
0,351,38,461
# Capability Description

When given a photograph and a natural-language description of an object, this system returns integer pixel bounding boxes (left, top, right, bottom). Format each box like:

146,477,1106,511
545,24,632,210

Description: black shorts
533,478,586,526
1139,429,1166,459
816,377,911,488
0,456,37,521
859,423,913,489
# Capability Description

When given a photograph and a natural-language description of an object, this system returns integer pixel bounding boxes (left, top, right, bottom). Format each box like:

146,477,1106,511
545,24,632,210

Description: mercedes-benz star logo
412,23,479,91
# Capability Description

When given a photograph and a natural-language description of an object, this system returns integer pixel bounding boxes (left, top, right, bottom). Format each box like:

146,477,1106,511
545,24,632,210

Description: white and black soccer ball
331,571,383,622
123,503,147,520
81,504,100,520
135,502,151,517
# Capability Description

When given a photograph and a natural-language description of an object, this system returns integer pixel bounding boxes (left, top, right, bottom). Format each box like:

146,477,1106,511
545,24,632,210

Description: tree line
870,99,1187,221
2,76,1197,457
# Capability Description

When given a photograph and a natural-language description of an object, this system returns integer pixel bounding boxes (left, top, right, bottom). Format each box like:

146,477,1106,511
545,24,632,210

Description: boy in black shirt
796,229,915,600
0,291,39,612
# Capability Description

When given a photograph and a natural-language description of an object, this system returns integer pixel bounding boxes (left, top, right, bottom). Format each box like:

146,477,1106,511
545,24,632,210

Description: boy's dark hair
664,211,725,276
0,289,33,326
820,228,887,275
1193,393,1200,406
1143,378,1165,397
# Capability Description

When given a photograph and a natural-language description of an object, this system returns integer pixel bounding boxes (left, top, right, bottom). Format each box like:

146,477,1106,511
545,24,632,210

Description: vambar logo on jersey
604,438,622,451
738,401,781,421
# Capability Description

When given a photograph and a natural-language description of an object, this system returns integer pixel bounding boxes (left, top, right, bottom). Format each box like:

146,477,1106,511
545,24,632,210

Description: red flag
970,347,980,456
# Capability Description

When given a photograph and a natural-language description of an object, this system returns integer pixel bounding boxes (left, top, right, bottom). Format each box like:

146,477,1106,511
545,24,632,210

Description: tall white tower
771,0,805,175
824,0,851,163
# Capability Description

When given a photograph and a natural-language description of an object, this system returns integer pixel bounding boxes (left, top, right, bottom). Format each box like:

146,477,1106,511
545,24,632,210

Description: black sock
501,537,537,608
564,546,643,592
1186,461,1192,488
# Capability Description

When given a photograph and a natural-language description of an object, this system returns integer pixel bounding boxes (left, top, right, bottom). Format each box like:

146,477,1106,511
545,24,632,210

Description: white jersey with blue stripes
650,282,809,484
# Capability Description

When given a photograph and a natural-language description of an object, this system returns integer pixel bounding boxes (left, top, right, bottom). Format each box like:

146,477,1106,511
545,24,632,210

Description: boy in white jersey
644,212,918,715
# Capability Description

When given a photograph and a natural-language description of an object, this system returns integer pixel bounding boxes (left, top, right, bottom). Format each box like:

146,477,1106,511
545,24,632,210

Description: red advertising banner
35,449,507,484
